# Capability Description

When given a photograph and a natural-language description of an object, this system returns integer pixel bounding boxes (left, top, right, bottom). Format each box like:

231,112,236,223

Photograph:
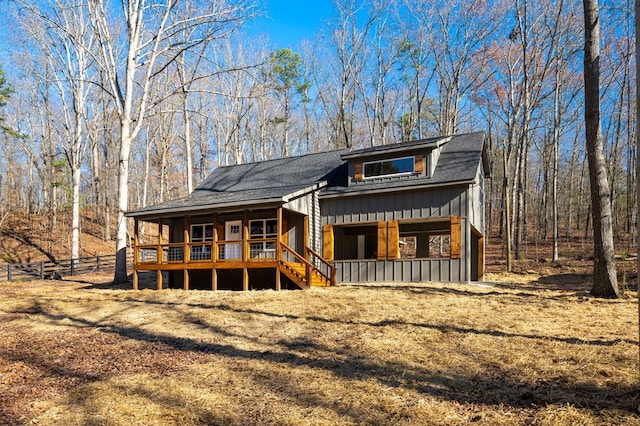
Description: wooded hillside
0,0,635,265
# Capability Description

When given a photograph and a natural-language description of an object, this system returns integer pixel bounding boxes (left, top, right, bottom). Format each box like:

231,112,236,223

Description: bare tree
582,0,619,298
18,0,96,261
87,0,255,283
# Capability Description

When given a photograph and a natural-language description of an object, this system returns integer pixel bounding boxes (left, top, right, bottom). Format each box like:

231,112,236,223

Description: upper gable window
363,156,414,179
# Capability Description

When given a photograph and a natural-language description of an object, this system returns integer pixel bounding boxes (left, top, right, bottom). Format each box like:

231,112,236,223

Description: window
363,156,414,178
191,224,214,242
249,219,277,258
190,223,213,260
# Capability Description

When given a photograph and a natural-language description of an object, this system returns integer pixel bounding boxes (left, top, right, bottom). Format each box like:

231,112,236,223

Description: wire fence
0,254,128,283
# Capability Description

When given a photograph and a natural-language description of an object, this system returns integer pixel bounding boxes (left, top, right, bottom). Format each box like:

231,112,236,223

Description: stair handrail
306,246,336,286
280,242,334,286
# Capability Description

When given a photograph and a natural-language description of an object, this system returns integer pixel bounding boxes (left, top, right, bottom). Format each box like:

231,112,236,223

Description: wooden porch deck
131,208,335,291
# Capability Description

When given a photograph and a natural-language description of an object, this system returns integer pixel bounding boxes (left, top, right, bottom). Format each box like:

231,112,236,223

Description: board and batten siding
468,162,485,233
322,184,468,223
320,184,471,283
284,190,323,254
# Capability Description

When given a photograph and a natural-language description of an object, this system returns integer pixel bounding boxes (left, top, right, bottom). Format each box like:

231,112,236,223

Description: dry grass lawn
0,272,638,425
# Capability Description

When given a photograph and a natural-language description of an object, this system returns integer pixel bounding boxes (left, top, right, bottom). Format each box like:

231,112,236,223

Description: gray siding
322,185,469,224
335,259,463,283
332,217,469,283
321,187,472,283
468,163,485,233
310,190,322,253
285,190,323,253
286,213,305,253
285,193,311,215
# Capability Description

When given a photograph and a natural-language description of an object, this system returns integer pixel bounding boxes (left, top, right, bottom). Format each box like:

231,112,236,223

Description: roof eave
319,179,476,199
126,180,330,220
125,197,285,219
340,137,450,160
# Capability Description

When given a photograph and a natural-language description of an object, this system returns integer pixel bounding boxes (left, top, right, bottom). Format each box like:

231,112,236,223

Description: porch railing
134,239,334,286
306,246,336,286
281,242,334,286
136,238,279,264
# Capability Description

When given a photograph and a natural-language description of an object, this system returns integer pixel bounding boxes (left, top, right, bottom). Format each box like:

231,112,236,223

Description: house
126,131,489,290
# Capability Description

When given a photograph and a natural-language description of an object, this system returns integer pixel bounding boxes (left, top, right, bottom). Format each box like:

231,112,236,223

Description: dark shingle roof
127,150,346,218
340,135,445,159
126,132,486,217
320,132,487,197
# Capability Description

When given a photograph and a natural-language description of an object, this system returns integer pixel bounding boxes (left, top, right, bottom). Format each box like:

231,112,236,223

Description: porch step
284,262,331,287
279,262,309,289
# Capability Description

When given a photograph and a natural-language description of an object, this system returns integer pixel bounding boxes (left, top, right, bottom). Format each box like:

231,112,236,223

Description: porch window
325,217,461,261
398,218,460,259
190,224,213,260
327,223,378,260
249,219,277,259
363,156,414,178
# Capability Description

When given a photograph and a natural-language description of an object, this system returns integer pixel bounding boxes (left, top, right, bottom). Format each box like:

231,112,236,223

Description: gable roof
127,149,346,218
340,134,448,160
321,131,488,197
126,132,487,218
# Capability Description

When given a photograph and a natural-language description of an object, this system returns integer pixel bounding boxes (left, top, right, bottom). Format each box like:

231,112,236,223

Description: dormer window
363,156,414,179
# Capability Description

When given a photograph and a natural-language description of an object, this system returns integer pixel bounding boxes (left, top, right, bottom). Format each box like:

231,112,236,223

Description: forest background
0,0,635,277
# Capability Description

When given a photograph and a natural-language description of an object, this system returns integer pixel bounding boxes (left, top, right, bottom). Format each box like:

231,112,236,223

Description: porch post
276,207,282,291
277,207,283,262
242,210,249,263
157,218,163,290
212,213,218,291
184,216,190,263
243,267,249,291
304,215,310,287
213,213,218,262
157,218,164,262
243,210,249,291
133,219,139,290
183,218,189,290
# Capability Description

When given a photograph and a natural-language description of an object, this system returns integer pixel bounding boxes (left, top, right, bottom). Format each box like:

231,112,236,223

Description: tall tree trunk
583,0,619,298
503,147,512,272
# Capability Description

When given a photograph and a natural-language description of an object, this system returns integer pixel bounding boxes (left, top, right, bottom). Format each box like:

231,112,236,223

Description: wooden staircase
280,261,331,288
279,243,335,290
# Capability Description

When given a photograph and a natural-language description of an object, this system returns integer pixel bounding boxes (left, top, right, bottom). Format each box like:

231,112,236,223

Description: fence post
96,256,101,271
70,259,75,276
40,261,44,280
7,264,11,282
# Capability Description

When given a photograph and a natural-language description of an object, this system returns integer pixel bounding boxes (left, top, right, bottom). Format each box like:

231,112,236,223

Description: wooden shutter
387,220,399,260
323,225,334,260
415,155,425,174
450,216,461,259
377,221,387,260
354,162,363,180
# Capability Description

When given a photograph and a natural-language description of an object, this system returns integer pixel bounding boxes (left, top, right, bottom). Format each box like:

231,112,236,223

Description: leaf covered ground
0,272,638,425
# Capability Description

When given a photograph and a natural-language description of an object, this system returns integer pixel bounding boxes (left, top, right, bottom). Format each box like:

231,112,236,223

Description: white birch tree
18,0,96,261
87,0,255,283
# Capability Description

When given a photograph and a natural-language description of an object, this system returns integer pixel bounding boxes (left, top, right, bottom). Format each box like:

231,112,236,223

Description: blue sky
0,1,336,78
253,0,336,48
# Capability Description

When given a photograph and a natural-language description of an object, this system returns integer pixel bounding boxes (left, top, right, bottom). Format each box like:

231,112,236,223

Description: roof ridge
213,148,347,170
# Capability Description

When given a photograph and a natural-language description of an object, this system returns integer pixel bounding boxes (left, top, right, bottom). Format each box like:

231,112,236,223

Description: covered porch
131,206,335,291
